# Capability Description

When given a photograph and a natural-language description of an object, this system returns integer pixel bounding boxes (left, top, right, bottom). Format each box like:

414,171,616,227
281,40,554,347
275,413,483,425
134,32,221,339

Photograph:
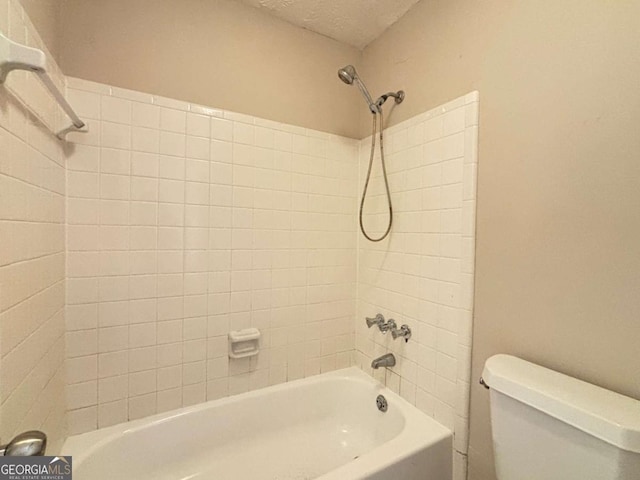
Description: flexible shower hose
359,110,393,242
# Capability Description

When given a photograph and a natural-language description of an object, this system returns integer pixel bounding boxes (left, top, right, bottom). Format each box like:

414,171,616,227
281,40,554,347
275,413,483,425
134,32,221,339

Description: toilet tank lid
482,354,640,453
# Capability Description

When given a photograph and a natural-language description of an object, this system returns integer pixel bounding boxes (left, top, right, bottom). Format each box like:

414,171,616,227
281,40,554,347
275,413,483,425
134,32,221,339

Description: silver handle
380,318,397,333
365,314,385,328
391,324,412,342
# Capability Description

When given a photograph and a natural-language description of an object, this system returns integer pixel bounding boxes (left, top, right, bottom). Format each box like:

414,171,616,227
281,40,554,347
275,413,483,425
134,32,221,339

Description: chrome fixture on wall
337,65,404,114
0,431,47,456
371,353,396,369
391,324,412,343
365,314,411,342
338,65,379,114
365,313,386,329
379,318,397,333
365,314,394,333
337,64,405,242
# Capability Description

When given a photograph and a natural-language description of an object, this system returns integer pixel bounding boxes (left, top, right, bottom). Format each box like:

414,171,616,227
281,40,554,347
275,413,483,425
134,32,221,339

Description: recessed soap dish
228,328,261,359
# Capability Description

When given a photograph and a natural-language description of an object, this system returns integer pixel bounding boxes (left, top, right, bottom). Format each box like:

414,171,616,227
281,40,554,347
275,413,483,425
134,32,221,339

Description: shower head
338,65,356,85
337,65,379,114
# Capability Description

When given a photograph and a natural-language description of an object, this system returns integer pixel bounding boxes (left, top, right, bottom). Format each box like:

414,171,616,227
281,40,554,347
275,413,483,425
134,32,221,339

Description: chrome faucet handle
0,431,47,456
391,324,412,342
380,318,397,333
365,314,385,328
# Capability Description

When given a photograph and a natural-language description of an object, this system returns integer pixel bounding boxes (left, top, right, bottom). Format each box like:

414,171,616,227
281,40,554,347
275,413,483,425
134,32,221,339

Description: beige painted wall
361,1,640,478
20,0,59,58
57,0,361,138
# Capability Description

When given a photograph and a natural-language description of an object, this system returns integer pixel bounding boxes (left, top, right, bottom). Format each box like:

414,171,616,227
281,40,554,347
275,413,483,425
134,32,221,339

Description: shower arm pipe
376,91,405,108
0,32,86,140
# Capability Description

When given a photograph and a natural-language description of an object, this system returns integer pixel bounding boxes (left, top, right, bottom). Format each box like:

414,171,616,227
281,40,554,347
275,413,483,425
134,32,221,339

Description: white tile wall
64,78,359,433
0,0,67,453
354,92,479,480
63,80,479,477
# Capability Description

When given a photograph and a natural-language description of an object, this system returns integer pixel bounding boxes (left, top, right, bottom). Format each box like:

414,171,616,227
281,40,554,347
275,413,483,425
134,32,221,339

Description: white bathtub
63,367,452,480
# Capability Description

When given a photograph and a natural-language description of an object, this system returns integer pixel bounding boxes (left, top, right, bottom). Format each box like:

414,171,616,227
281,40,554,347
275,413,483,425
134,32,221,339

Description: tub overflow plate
376,394,388,412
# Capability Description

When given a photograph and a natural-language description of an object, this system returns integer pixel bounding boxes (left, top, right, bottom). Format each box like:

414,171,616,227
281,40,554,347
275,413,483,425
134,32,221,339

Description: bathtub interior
70,374,408,480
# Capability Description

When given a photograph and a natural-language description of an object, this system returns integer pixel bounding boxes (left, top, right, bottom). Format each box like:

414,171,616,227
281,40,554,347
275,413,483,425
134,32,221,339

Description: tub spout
371,353,396,369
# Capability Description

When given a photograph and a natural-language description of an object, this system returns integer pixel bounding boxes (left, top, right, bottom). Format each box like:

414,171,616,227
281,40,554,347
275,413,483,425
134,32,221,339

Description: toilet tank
482,355,640,480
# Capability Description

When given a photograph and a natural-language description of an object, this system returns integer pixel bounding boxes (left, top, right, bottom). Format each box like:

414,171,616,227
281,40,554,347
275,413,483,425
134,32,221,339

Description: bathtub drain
376,394,388,412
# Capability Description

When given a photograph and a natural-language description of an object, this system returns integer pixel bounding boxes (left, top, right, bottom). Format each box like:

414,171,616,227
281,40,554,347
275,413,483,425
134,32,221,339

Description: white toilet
482,355,640,480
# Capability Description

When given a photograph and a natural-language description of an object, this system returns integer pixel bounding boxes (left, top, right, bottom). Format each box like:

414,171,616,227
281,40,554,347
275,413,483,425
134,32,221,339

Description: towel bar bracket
0,32,86,140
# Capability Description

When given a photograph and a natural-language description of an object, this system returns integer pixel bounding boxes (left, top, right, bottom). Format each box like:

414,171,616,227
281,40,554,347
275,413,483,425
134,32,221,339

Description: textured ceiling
235,0,421,49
